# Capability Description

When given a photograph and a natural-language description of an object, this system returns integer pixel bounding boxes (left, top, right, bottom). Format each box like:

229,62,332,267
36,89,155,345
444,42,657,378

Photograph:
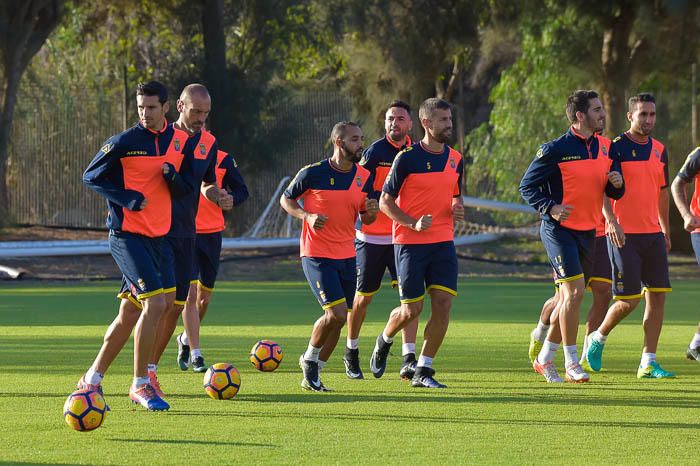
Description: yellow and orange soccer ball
63,388,107,431
249,340,284,372
203,363,241,400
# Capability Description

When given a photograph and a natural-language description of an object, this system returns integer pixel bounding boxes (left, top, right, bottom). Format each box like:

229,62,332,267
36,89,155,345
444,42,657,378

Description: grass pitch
1,279,700,465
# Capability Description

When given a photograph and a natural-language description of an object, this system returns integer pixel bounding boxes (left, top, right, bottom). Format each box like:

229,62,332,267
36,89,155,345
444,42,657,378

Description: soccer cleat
637,361,676,379
586,337,605,372
565,362,590,383
298,355,323,392
399,353,417,380
129,383,170,411
191,356,207,373
579,358,593,373
685,346,700,363
369,334,393,378
148,371,165,398
529,330,544,364
76,375,110,411
411,366,447,388
532,360,563,383
176,333,190,371
343,347,364,379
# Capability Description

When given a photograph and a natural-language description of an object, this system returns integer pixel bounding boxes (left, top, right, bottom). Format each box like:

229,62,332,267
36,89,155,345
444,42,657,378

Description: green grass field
2,279,700,465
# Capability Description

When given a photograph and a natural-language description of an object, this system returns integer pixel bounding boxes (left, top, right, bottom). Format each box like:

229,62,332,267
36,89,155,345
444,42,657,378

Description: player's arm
658,149,671,251
518,144,568,221
220,154,250,207
161,162,192,199
83,139,146,211
380,154,431,231
359,172,378,225
604,147,625,200
603,196,625,248
280,166,327,229
452,157,465,222
202,142,232,210
671,148,700,232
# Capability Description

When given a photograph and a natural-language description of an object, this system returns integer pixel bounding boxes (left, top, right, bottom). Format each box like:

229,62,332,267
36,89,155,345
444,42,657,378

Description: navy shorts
588,235,612,287
394,241,458,303
355,239,398,296
109,231,165,301
162,236,196,304
301,257,356,310
609,232,671,299
540,221,594,284
192,232,222,291
691,233,700,265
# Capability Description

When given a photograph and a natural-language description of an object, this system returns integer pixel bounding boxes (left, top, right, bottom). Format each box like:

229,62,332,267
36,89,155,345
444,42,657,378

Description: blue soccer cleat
586,337,605,372
129,383,170,411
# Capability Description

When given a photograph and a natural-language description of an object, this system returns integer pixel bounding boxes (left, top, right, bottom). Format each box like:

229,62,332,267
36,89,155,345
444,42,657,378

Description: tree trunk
599,4,637,136
0,65,22,224
201,0,230,142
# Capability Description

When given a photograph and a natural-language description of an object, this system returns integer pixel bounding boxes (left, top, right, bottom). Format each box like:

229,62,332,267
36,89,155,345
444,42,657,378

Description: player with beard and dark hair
369,98,464,388
343,100,421,381
520,89,624,383
587,93,675,379
281,121,378,392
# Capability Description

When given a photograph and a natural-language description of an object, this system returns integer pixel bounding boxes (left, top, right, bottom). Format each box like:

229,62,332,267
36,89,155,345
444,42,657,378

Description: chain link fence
7,85,351,235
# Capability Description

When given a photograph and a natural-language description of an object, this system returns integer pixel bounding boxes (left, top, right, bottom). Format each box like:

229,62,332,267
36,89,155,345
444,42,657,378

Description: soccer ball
249,340,284,372
63,388,107,431
203,363,241,400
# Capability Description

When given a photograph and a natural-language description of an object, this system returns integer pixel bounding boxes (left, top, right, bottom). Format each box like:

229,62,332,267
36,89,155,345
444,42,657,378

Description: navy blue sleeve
362,172,375,196
203,142,218,184
284,165,312,199
661,148,669,189
83,138,145,211
518,144,557,215
604,144,625,200
382,150,409,198
455,157,464,197
220,154,249,206
678,148,700,182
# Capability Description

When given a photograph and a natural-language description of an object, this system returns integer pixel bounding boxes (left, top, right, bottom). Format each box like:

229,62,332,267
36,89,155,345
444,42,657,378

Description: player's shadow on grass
108,438,276,448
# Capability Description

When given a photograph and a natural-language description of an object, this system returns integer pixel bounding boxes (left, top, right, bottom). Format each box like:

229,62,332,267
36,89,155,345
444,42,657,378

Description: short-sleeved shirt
383,142,463,245
168,127,218,238
284,159,373,259
519,128,622,232
610,133,668,234
195,150,249,234
357,135,410,243
677,146,700,233
83,122,188,238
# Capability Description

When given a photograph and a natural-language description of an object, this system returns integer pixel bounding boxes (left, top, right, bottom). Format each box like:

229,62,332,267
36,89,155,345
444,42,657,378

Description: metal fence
7,85,351,235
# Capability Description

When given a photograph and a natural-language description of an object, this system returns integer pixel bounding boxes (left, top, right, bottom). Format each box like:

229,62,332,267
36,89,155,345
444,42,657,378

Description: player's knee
430,292,453,312
565,285,585,304
197,296,210,312
618,298,640,313
354,294,372,312
143,294,167,316
402,302,423,321
327,307,347,326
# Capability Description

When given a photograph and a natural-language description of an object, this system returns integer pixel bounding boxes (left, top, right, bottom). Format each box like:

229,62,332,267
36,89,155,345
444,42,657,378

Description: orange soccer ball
249,340,284,372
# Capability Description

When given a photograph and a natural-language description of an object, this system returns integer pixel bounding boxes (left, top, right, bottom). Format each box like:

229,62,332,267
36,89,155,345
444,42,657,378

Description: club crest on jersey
100,143,113,154
616,282,624,292
137,278,146,290
601,145,608,156
654,148,660,159
356,176,362,187
199,143,207,156
174,139,181,151
450,157,456,168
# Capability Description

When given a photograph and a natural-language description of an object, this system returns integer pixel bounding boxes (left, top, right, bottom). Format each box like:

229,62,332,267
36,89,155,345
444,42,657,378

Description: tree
0,0,65,225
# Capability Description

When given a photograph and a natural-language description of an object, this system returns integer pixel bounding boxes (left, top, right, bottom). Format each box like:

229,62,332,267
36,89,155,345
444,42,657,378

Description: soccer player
148,84,228,387
80,81,189,411
520,89,624,383
281,121,378,392
343,100,420,380
586,93,675,379
369,98,464,389
177,148,249,371
671,146,700,363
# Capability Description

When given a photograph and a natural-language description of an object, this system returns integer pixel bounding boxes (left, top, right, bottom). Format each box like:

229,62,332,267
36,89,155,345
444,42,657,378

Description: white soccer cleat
532,360,563,383
565,362,590,383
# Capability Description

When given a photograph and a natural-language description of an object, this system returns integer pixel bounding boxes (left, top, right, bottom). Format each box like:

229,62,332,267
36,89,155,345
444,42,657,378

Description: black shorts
192,232,222,291
355,239,397,296
610,232,671,299
540,221,595,284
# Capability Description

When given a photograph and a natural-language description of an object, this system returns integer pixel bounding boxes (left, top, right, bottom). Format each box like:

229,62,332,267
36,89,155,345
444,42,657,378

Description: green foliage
465,6,599,201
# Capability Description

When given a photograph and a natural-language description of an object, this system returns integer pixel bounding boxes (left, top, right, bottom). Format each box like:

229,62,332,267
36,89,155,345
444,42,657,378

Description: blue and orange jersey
383,142,463,245
357,135,411,242
83,122,187,238
609,132,669,234
195,150,249,234
168,127,218,238
677,146,700,233
284,159,374,259
519,128,624,231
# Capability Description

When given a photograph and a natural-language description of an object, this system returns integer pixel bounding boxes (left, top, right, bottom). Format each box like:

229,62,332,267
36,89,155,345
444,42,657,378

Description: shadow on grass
107,438,275,448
